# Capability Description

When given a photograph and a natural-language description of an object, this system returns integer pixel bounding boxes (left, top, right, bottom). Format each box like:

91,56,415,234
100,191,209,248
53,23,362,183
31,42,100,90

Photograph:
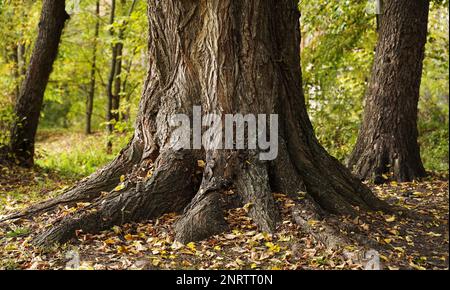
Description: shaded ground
0,162,448,270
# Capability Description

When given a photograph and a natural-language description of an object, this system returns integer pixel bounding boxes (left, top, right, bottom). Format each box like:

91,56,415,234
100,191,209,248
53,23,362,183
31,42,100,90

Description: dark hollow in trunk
8,0,389,247
8,0,69,167
348,0,428,183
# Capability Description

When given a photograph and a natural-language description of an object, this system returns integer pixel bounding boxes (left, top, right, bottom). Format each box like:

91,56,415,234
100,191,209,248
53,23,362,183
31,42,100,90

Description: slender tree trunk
10,0,388,247
348,0,428,183
121,48,137,121
17,42,26,78
8,0,69,167
111,41,122,122
106,0,117,153
106,0,137,151
9,44,20,101
86,0,100,135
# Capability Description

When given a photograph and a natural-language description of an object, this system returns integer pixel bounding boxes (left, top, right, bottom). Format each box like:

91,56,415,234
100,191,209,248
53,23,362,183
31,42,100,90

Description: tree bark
8,0,69,167
348,0,428,183
106,0,117,153
9,44,20,101
17,42,27,78
85,0,100,135
9,0,389,247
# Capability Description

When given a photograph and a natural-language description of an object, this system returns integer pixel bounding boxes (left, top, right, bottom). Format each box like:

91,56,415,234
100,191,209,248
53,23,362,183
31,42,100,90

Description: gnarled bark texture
4,0,389,247
8,0,69,167
348,0,428,183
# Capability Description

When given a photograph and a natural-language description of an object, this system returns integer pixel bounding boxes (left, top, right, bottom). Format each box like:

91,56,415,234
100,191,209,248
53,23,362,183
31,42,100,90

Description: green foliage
301,1,449,171
419,3,449,171
41,0,147,132
0,0,447,176
0,99,14,146
300,0,377,161
6,227,30,238
35,129,130,179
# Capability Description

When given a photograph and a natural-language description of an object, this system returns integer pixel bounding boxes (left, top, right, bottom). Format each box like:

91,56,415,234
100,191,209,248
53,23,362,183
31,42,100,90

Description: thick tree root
174,151,279,243
291,197,347,250
33,150,196,247
174,151,232,243
235,155,279,233
291,197,384,270
0,138,144,223
174,191,228,244
30,144,394,247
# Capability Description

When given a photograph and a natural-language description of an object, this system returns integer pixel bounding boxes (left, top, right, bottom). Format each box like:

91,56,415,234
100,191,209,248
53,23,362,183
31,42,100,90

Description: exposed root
291,197,348,250
174,191,228,244
33,150,196,247
174,151,231,243
235,154,279,233
0,138,144,223
291,197,383,270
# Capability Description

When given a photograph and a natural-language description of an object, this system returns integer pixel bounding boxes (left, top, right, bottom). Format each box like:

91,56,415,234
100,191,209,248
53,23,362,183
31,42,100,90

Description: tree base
0,136,391,248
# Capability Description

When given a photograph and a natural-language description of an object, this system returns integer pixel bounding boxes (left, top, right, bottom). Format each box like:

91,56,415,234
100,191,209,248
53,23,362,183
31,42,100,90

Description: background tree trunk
86,0,100,135
8,0,69,167
348,0,429,183
17,42,26,78
106,0,137,152
9,44,19,101
106,0,117,153
21,0,388,247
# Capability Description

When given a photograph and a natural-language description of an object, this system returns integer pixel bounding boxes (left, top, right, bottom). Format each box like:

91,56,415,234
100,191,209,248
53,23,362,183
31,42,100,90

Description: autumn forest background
0,0,448,270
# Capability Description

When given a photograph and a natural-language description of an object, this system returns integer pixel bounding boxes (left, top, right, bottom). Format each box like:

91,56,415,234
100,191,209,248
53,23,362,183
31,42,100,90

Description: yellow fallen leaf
409,262,426,270
426,232,442,237
385,216,396,222
393,246,405,253
243,203,254,213
112,226,121,234
104,238,116,245
235,258,245,266
186,242,196,252
116,245,128,254
113,183,126,192
265,242,281,253
152,258,160,267
307,219,320,226
379,255,389,262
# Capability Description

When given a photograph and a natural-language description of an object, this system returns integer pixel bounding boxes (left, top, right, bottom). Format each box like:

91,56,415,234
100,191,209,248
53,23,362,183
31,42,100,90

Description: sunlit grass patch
35,129,130,179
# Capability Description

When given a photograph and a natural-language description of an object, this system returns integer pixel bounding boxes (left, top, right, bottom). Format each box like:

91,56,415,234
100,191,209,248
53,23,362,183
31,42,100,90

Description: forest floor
0,132,448,270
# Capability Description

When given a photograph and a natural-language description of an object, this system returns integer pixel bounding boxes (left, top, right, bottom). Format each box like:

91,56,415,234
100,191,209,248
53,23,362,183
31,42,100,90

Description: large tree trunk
85,0,100,135
8,0,69,167
9,0,388,247
348,0,428,183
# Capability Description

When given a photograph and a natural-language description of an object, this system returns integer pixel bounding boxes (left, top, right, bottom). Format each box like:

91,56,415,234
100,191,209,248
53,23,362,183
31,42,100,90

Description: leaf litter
0,164,448,270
